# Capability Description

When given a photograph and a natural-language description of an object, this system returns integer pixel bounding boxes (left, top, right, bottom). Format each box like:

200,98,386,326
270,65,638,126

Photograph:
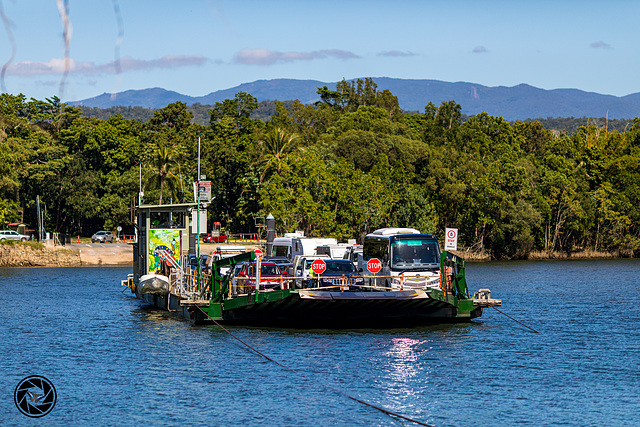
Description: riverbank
428,248,625,262
0,241,628,267
0,241,81,267
0,241,262,267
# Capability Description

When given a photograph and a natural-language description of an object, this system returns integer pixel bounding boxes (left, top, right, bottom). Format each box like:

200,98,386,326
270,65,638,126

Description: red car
232,261,288,293
202,233,229,243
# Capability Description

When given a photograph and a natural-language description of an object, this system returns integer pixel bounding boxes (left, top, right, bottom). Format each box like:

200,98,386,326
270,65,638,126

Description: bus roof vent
372,227,421,236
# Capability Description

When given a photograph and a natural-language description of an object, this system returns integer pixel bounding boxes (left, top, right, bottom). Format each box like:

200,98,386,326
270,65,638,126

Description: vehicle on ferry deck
315,259,364,290
231,261,287,295
363,228,441,289
265,256,293,272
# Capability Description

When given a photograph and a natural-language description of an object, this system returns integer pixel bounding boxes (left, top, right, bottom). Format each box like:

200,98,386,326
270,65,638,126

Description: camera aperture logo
14,375,57,418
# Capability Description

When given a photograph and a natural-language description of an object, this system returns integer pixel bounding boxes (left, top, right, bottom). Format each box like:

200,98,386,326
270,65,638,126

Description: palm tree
143,144,180,205
257,127,299,181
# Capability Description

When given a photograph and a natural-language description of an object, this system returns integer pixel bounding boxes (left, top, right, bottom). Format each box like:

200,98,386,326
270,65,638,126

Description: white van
316,243,351,259
271,237,337,260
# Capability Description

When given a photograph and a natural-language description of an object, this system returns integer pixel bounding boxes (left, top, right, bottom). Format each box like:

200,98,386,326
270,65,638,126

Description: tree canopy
2,79,640,259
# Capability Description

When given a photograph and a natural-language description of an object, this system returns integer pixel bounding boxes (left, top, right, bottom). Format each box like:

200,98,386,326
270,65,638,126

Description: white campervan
271,235,337,260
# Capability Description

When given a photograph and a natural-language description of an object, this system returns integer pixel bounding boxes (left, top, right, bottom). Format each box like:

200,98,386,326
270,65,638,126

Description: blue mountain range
71,77,640,121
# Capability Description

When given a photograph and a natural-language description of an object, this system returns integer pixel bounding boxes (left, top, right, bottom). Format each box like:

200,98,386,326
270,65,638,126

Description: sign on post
311,259,326,275
193,181,212,202
445,228,458,251
367,258,382,274
254,249,263,258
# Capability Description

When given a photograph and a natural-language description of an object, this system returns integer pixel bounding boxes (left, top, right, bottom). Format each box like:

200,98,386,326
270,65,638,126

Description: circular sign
254,249,263,258
447,229,457,239
367,258,382,274
14,375,57,418
117,226,122,232
311,259,327,275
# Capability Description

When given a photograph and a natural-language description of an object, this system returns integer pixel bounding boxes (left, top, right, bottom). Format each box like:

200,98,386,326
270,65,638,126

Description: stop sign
367,258,382,274
311,259,327,275
254,249,263,258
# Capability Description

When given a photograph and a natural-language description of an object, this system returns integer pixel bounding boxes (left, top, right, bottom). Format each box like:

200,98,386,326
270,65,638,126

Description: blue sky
1,0,638,103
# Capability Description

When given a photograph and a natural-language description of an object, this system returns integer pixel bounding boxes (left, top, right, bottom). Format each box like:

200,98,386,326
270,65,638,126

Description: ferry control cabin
133,203,202,285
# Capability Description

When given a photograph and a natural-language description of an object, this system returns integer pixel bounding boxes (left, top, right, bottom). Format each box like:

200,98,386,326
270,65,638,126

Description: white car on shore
0,230,31,242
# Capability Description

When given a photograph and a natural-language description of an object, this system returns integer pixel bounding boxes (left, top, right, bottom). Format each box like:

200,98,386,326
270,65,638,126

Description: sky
1,0,639,103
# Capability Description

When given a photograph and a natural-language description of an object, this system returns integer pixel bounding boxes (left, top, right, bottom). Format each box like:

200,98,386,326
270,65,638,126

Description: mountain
70,78,640,120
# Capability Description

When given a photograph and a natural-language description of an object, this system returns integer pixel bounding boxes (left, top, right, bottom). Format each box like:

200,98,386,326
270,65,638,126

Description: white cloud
378,50,416,57
234,48,359,65
5,55,207,76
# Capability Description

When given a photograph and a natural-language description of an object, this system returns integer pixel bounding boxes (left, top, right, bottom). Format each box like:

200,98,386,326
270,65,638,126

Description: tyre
21,237,27,242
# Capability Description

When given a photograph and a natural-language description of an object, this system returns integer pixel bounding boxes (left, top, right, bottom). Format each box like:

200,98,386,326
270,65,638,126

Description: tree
256,127,300,181
143,144,180,205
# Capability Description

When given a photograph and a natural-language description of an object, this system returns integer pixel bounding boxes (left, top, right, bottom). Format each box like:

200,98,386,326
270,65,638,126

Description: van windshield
273,245,290,258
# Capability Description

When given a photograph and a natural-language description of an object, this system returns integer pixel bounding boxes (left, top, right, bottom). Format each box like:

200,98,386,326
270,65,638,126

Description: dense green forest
2,78,640,259
79,101,633,134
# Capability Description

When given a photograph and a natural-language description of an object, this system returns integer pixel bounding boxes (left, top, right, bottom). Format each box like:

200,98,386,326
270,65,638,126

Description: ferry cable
196,306,435,427
491,307,539,333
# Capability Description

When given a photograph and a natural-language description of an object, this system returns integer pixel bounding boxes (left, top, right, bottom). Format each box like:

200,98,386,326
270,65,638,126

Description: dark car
315,259,364,290
202,233,229,244
265,256,293,272
184,254,210,272
91,230,114,243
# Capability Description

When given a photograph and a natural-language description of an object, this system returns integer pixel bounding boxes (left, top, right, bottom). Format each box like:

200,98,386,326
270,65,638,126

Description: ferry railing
170,267,211,300
289,274,442,291
221,272,451,299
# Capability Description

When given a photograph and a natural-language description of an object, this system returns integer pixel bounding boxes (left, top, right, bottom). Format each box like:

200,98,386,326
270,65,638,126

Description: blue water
1,260,639,426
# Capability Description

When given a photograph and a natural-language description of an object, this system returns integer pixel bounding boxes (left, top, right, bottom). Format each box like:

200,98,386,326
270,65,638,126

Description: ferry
121,202,501,326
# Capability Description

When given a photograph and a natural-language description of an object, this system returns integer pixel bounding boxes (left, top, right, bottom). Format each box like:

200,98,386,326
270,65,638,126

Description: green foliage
2,87,640,258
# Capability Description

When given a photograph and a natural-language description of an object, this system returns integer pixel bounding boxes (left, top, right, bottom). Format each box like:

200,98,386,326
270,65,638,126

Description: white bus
363,228,441,289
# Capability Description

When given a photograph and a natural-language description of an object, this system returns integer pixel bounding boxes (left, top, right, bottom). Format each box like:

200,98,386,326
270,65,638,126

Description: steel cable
196,306,434,427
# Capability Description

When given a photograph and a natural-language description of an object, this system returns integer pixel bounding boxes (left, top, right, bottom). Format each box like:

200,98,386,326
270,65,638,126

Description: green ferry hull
194,289,483,327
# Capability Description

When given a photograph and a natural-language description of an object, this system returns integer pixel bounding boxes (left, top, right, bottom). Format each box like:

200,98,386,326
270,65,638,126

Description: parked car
288,254,332,288
0,230,31,242
265,256,293,272
231,261,286,294
91,230,114,243
202,233,229,244
183,254,210,272
316,259,365,290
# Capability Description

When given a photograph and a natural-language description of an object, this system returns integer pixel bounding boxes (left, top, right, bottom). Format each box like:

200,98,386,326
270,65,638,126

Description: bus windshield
390,238,440,271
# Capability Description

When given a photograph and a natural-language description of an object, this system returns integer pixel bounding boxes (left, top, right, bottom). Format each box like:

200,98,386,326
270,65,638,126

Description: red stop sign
254,249,263,258
311,259,327,275
367,258,382,274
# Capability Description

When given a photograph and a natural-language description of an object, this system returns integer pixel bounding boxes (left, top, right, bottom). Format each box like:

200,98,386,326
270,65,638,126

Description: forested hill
71,77,640,121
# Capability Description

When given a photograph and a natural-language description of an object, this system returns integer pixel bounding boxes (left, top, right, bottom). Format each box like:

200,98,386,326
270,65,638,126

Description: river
1,259,638,426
